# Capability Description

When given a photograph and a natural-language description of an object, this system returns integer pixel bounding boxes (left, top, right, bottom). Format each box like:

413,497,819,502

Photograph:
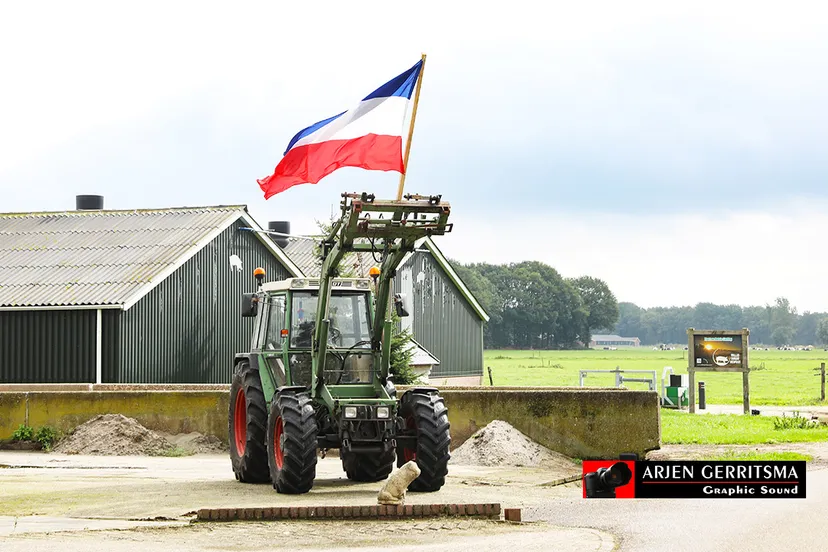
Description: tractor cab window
290,291,371,349
264,295,286,351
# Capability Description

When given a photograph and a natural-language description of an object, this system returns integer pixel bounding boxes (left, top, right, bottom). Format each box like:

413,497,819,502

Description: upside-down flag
257,60,424,199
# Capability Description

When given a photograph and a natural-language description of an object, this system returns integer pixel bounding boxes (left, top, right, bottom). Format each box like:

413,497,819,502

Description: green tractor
229,192,453,494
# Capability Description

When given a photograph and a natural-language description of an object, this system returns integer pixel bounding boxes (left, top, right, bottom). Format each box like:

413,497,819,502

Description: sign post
687,328,750,414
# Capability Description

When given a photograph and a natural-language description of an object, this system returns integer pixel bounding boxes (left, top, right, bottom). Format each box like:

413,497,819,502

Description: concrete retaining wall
0,391,228,443
443,388,660,459
0,386,660,459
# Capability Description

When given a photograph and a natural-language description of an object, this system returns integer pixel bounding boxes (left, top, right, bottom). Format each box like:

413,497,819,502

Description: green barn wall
0,309,98,383
395,251,483,378
116,220,291,383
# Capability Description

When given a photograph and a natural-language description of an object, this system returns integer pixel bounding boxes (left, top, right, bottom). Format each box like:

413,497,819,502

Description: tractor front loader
229,192,453,494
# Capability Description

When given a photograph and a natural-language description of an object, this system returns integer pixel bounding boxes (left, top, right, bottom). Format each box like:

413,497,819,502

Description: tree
796,311,820,345
771,325,795,347
389,311,420,384
449,259,625,349
742,305,771,345
615,303,644,341
570,276,619,331
770,297,797,332
817,318,828,346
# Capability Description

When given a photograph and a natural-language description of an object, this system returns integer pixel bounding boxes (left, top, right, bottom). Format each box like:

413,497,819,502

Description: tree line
616,298,828,347
450,259,828,349
450,260,620,349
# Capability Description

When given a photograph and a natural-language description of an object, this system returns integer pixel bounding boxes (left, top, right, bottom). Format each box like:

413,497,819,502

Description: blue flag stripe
282,60,423,155
362,60,423,100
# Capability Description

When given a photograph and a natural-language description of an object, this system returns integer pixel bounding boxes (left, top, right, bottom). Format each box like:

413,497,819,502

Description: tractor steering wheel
328,326,342,346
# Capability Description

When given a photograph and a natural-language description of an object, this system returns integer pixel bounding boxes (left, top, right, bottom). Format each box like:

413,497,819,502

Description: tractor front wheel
342,448,395,482
228,363,270,483
397,391,451,492
267,390,318,494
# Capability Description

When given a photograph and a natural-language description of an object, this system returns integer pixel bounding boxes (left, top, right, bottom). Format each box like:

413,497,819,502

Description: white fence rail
578,367,657,391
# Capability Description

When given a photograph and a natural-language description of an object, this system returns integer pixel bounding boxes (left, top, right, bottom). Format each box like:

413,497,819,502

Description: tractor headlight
376,406,390,419
344,406,357,419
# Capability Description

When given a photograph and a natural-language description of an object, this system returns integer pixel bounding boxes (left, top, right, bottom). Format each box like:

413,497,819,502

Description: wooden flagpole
396,53,427,200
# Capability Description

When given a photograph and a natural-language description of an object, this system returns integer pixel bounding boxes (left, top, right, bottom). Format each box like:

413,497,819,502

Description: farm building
0,197,302,384
281,234,489,384
590,334,641,348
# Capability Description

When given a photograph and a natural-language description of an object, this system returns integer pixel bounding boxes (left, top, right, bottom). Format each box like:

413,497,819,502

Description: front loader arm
311,192,452,396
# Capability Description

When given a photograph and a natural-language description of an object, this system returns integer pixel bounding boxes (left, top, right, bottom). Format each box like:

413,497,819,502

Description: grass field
700,451,814,461
661,410,828,444
485,348,828,406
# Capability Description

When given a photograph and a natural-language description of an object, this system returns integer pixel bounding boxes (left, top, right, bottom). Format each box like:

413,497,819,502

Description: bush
34,426,60,451
773,414,821,430
9,424,61,450
11,424,34,442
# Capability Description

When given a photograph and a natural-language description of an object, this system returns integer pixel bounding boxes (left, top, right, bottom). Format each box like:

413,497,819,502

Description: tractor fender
276,385,310,395
234,353,252,370
403,386,440,396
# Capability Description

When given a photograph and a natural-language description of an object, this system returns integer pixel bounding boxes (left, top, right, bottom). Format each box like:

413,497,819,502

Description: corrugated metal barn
0,199,302,384
395,238,489,382
282,235,489,383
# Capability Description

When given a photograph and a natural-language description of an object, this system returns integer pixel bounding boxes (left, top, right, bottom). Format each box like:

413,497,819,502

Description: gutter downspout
95,309,102,384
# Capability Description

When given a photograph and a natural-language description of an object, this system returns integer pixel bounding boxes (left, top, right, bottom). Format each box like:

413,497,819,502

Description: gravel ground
4,441,827,551
0,519,615,552
0,451,612,551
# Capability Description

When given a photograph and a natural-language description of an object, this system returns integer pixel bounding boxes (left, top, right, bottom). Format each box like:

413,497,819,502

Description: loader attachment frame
311,192,452,400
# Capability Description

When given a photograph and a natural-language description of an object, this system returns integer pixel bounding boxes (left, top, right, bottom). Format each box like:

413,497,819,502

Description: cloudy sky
2,1,827,311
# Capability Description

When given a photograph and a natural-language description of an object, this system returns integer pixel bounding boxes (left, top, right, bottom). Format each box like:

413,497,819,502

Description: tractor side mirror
241,293,258,317
393,293,410,318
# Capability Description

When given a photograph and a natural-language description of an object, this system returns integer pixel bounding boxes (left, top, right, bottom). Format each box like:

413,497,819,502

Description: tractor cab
244,277,385,390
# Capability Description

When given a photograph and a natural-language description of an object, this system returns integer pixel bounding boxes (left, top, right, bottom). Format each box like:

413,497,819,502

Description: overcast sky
2,1,827,312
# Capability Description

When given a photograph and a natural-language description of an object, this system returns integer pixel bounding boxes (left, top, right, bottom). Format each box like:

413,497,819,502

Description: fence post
813,363,825,402
488,366,494,386
689,368,696,414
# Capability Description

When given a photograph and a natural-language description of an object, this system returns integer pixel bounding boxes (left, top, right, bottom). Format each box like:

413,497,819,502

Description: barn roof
0,205,302,309
280,236,377,279
407,339,441,367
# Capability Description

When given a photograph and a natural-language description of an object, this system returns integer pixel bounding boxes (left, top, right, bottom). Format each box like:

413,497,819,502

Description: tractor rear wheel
342,448,395,482
267,390,318,494
397,391,451,492
228,363,270,483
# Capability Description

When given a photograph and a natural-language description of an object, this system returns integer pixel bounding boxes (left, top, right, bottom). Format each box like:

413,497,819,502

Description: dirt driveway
0,451,612,551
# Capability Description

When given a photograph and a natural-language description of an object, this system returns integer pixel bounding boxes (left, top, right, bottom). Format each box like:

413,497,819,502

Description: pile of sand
54,414,176,456
449,420,576,468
